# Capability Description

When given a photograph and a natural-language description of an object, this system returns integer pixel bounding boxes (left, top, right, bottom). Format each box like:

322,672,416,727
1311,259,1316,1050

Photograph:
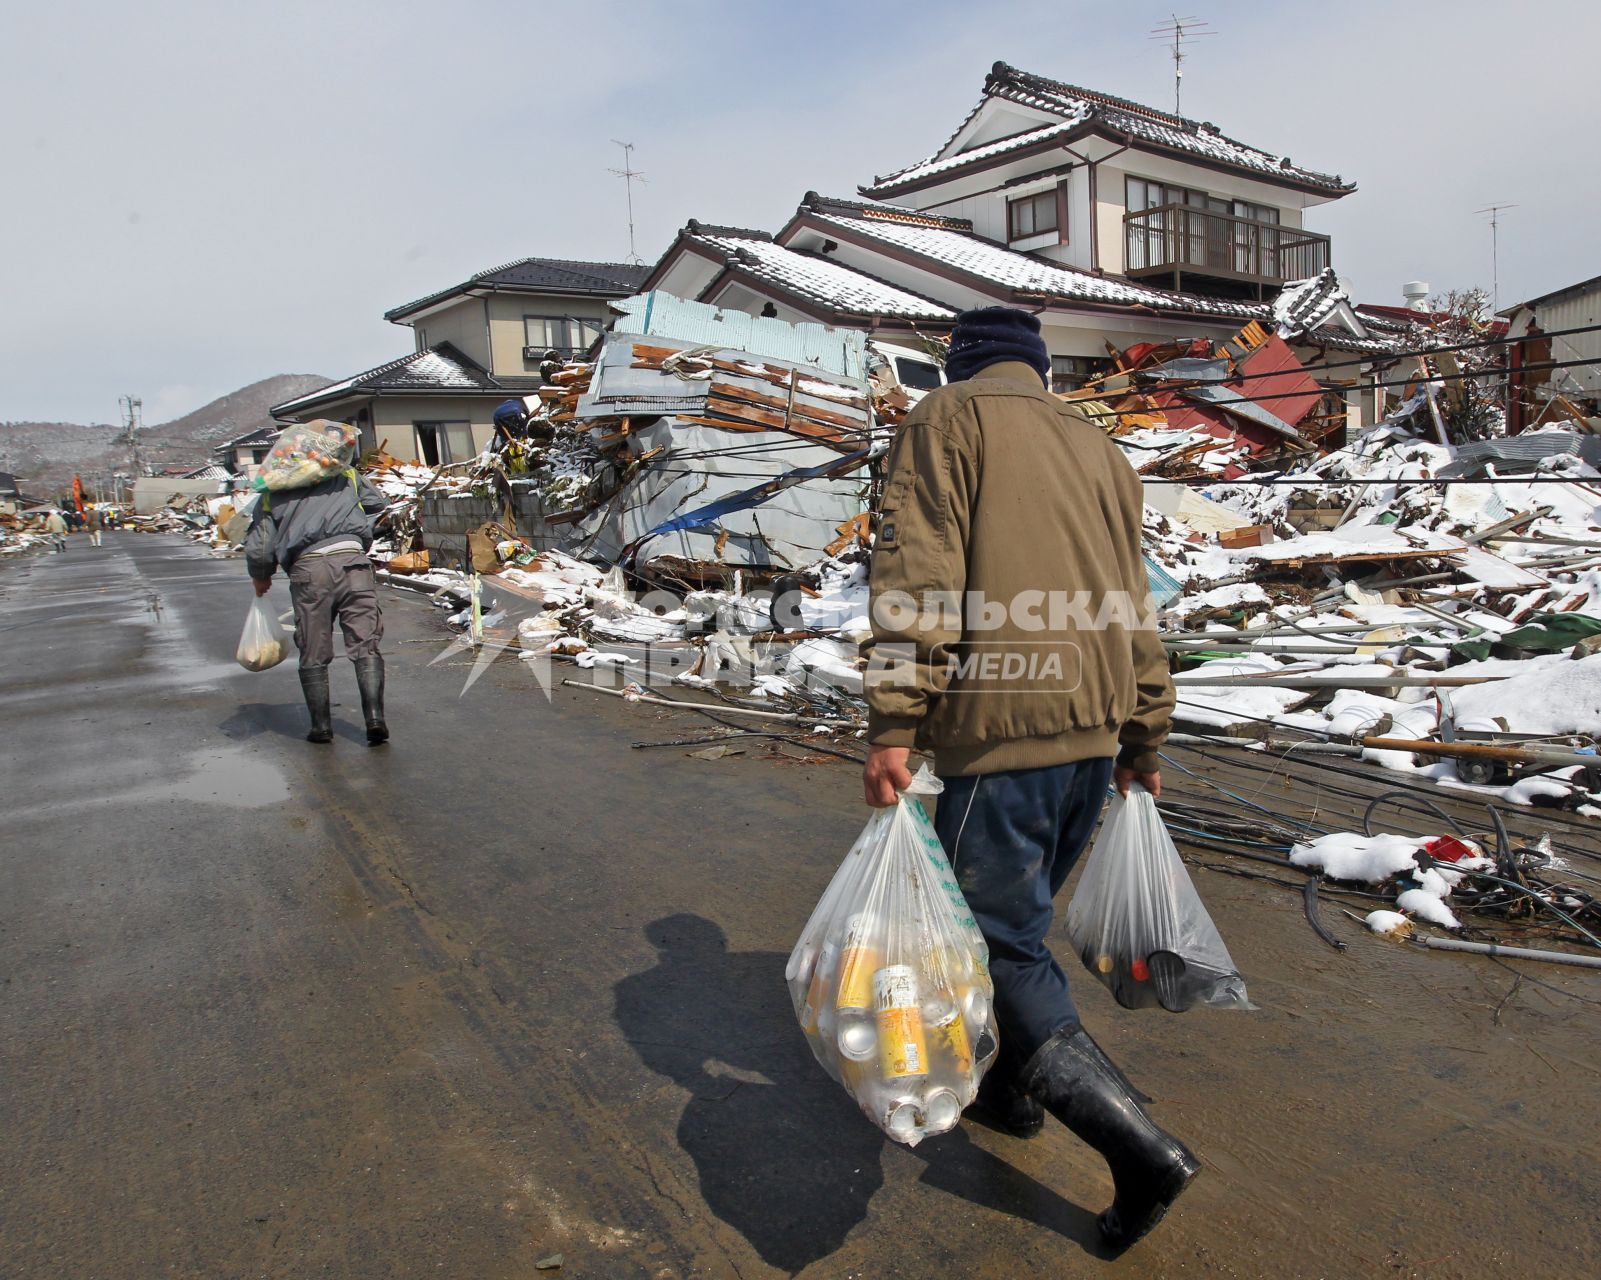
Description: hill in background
0,374,331,498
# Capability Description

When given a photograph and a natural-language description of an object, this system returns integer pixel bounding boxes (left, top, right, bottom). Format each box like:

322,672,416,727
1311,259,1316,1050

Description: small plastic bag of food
253,420,358,493
236,595,290,672
1065,784,1251,1012
787,766,998,1146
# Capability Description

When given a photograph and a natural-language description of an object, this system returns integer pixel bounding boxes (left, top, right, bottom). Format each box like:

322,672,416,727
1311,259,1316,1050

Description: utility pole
118,395,145,479
1149,14,1214,116
1474,203,1516,311
608,140,647,264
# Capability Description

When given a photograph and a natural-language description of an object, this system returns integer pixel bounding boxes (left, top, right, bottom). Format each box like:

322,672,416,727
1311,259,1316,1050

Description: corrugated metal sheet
610,292,868,378
1530,289,1601,396
566,421,869,568
1144,555,1184,607
1438,430,1601,478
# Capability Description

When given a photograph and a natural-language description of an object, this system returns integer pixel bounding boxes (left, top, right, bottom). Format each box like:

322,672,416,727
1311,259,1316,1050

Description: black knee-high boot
299,666,333,744
1022,1026,1200,1249
354,655,388,744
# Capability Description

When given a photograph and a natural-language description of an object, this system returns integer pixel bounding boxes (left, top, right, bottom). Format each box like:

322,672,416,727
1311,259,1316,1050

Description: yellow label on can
877,1006,928,1079
836,946,880,1011
931,1012,973,1076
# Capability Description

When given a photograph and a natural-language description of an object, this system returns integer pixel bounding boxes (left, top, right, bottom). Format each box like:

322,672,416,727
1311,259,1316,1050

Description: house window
1007,190,1059,243
1126,177,1286,276
894,356,943,391
524,315,604,357
250,448,269,465
1050,355,1113,395
414,421,474,467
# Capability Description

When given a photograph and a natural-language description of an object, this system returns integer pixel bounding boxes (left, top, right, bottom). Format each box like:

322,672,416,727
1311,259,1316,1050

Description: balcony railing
1124,204,1329,293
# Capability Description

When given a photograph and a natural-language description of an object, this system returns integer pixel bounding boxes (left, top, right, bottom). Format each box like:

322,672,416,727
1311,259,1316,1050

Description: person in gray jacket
243,432,391,745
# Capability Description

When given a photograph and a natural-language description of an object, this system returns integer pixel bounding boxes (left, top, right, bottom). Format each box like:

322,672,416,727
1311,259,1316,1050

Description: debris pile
1148,414,1601,810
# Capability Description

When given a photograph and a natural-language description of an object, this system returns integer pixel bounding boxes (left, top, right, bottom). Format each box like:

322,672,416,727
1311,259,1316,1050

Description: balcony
1124,204,1330,299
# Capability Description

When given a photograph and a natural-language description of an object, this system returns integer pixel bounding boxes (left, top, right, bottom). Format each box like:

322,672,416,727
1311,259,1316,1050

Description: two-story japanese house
643,63,1399,424
270,257,650,464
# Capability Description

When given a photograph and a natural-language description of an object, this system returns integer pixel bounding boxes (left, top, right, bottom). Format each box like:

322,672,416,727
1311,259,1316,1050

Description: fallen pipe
1168,732,1362,755
1415,936,1601,970
1176,673,1497,689
561,678,856,727
1360,735,1599,768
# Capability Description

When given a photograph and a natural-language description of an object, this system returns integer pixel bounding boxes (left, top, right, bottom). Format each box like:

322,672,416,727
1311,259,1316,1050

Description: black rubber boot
299,666,333,744
1023,1027,1200,1250
970,1044,1045,1139
354,655,388,745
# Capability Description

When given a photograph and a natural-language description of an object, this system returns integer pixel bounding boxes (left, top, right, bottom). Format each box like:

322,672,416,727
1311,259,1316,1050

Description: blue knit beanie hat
943,307,1050,385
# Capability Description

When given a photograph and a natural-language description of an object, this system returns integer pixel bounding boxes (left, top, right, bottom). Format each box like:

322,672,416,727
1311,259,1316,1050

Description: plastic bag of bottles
1065,784,1251,1012
253,420,359,493
787,766,998,1146
236,595,290,672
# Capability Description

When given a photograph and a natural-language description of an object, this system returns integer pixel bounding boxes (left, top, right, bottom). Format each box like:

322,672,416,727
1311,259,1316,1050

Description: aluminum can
874,965,928,1080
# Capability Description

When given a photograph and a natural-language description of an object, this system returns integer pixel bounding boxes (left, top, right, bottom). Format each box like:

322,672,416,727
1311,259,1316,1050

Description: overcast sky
2,0,1592,425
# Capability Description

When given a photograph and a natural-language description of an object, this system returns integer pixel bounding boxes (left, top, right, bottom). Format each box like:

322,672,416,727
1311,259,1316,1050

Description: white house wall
940,102,1058,156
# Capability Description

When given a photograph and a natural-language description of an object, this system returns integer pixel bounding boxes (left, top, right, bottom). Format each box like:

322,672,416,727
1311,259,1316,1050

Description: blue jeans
935,758,1114,1064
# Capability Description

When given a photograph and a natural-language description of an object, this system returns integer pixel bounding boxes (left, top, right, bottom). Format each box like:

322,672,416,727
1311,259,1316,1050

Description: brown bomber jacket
863,361,1174,777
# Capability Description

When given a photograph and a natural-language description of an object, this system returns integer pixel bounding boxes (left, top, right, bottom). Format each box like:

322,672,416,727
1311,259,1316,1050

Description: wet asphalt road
3,532,1599,1280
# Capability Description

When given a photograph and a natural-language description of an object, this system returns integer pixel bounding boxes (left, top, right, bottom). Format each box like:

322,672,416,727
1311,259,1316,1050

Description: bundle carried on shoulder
253,420,360,493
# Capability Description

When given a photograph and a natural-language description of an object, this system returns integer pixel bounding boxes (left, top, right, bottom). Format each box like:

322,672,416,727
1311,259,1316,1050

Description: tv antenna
609,140,648,264
1474,203,1516,311
1149,14,1214,117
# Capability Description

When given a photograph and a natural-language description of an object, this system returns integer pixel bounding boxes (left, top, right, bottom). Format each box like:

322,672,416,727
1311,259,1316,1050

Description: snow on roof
689,230,955,321
270,343,496,415
865,119,1084,191
808,206,1264,320
1274,269,1350,337
866,63,1352,197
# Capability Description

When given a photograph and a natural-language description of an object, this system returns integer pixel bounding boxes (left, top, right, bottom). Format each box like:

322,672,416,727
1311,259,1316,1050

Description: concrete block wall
418,492,565,567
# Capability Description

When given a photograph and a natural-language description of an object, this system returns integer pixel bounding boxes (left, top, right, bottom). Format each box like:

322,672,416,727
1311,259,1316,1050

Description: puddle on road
158,745,291,808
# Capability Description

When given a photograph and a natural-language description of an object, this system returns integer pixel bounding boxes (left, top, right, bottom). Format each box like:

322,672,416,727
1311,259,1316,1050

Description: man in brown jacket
861,307,1196,1249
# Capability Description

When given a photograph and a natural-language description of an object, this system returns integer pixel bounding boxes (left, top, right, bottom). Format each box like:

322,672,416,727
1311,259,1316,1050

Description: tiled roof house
271,258,651,466
643,62,1394,419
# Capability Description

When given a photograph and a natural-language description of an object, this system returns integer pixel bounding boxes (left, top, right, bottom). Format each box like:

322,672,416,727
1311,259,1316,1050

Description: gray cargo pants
288,551,384,668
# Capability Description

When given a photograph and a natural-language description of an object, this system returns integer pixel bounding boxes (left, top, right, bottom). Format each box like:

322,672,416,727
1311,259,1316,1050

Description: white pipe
1418,937,1601,970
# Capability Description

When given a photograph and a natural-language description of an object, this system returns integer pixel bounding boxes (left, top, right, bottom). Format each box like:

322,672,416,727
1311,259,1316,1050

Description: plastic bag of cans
1065,784,1251,1013
787,767,997,1146
253,420,359,493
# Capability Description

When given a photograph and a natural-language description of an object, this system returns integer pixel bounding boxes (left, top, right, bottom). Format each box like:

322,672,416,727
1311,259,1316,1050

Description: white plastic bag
236,595,290,672
1065,785,1251,1012
787,767,998,1146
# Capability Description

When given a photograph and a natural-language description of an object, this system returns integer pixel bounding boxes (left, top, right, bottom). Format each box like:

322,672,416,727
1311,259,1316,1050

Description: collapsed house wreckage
216,286,1601,965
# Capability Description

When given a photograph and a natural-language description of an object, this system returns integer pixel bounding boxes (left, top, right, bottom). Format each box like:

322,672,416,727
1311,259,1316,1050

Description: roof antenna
609,140,648,265
1149,14,1214,117
1474,203,1516,311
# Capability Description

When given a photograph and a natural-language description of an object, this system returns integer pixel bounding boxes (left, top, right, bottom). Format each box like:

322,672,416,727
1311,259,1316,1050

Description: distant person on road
860,308,1190,1250
86,505,104,547
44,509,68,552
243,422,392,745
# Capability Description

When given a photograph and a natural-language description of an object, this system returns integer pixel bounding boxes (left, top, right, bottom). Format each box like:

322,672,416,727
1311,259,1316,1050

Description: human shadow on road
615,914,1103,1275
220,701,368,745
